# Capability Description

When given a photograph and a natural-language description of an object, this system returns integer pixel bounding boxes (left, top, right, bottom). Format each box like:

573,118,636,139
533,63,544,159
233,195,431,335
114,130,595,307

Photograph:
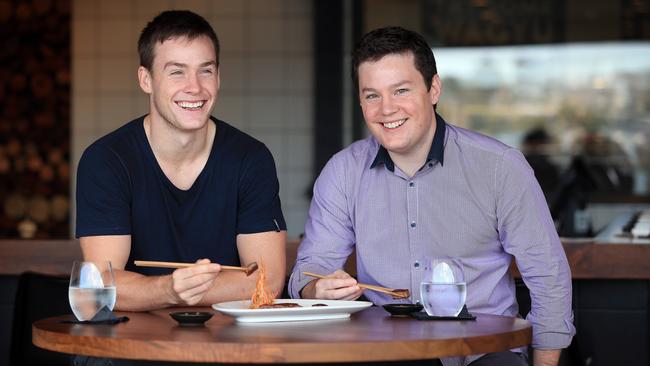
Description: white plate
212,299,373,323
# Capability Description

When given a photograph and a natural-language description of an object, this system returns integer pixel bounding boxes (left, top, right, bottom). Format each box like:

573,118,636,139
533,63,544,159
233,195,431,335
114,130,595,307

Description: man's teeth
383,119,406,129
178,101,204,109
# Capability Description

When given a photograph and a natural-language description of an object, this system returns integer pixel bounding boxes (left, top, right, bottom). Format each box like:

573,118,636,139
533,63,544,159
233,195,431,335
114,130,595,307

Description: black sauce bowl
382,303,423,317
169,311,213,326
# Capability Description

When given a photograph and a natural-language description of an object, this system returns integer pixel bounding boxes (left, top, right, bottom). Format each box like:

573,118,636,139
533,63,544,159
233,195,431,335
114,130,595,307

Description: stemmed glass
419,257,466,317
68,261,116,321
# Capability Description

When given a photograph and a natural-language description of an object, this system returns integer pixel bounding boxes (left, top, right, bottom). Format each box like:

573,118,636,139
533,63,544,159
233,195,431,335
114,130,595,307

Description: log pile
0,0,70,238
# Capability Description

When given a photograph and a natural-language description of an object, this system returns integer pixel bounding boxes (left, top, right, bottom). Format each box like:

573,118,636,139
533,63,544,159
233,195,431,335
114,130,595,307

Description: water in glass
68,261,116,321
420,258,466,317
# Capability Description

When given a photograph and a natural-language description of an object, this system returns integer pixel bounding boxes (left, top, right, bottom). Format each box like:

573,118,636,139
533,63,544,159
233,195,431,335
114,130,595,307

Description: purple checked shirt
289,115,575,363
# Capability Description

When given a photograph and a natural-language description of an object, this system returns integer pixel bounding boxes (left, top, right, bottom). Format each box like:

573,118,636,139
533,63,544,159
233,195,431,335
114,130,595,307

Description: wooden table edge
33,314,532,363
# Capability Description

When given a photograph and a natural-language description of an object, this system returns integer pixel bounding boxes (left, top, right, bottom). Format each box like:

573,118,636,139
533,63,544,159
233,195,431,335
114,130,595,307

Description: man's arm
288,155,357,299
496,149,575,363
199,230,287,305
81,236,221,311
534,349,561,366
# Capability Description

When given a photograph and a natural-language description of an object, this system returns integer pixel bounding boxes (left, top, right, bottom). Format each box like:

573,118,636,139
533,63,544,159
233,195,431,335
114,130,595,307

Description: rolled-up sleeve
496,148,576,349
288,156,356,298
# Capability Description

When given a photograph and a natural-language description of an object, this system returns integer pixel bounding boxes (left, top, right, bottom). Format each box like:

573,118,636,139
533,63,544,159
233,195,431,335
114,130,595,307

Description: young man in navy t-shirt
76,10,287,311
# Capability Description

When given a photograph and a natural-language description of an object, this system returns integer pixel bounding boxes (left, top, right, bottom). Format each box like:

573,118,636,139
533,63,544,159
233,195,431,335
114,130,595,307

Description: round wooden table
33,306,531,363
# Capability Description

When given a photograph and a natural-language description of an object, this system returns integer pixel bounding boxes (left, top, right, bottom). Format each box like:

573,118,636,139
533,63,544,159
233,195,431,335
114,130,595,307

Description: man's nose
381,96,397,115
185,73,201,93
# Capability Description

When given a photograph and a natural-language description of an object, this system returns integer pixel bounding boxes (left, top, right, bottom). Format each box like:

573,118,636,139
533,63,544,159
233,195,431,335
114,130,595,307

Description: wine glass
68,261,116,321
419,257,466,317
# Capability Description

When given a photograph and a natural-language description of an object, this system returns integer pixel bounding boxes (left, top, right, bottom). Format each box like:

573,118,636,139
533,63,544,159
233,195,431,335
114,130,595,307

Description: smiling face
358,52,441,162
138,35,219,132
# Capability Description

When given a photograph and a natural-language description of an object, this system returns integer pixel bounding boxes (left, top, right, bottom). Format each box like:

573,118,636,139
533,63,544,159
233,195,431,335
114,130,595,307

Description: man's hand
533,349,561,366
300,270,364,300
168,259,221,306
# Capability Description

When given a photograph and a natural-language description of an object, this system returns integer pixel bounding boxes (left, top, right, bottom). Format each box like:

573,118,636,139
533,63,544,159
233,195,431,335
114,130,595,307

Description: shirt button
409,182,415,187
410,221,416,228
413,261,420,268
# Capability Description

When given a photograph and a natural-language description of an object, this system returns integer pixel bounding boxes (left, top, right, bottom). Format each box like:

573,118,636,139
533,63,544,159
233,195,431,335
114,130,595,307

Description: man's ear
429,74,442,105
138,66,152,94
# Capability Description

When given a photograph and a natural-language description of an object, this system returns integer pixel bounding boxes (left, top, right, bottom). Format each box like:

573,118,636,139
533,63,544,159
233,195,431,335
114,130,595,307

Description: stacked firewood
0,0,70,238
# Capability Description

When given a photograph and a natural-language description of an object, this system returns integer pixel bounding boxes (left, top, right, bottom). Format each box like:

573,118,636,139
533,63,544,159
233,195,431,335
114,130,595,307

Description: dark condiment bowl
169,311,213,326
382,303,423,317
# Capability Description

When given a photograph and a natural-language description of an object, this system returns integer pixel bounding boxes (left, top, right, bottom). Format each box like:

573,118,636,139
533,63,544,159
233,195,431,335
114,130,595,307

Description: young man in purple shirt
289,27,574,366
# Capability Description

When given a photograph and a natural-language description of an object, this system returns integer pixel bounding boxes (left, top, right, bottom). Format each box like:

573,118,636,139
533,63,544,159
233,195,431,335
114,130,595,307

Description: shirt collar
370,113,446,172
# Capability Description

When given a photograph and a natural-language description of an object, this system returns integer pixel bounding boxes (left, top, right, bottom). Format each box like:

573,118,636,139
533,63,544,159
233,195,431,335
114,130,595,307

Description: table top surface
33,306,531,363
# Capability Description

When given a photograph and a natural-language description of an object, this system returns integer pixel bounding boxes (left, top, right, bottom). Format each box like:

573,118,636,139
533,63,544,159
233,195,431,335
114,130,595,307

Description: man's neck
388,123,436,178
143,114,214,166
143,114,216,190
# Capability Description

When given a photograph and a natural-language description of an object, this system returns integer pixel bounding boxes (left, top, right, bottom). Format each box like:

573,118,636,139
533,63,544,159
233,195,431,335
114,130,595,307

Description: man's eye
201,69,214,75
170,70,183,76
395,88,409,95
365,94,378,100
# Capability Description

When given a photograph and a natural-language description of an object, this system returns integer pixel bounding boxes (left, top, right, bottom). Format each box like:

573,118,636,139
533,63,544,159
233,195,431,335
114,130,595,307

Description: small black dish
382,303,424,317
169,311,213,326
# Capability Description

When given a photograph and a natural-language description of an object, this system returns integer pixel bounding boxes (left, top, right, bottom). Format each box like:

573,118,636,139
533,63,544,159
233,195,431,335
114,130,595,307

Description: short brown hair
138,10,220,71
352,26,437,91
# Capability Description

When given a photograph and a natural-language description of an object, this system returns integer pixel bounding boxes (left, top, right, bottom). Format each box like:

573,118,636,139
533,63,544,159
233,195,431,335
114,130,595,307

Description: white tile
285,56,312,92
247,95,285,129
248,0,285,16
249,18,284,53
282,94,313,130
247,56,284,91
99,19,135,56
210,17,246,55
98,0,134,18
134,0,174,18
170,0,210,15
283,0,312,16
98,58,138,92
72,20,98,58
213,94,245,128
284,170,313,205
282,202,311,238
219,56,246,91
72,96,98,134
73,0,100,18
286,133,313,170
132,93,151,117
73,58,97,93
283,17,312,53
210,0,246,15
97,95,136,131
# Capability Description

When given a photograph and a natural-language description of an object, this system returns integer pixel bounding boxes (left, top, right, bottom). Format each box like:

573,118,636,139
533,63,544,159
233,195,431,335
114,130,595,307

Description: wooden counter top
1,239,648,279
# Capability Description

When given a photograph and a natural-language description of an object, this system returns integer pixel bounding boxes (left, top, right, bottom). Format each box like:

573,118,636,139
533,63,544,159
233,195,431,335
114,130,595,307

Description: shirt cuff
531,319,576,349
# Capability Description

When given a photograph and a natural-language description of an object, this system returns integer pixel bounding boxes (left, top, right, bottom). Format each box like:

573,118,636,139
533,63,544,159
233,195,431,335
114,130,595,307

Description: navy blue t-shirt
75,116,286,275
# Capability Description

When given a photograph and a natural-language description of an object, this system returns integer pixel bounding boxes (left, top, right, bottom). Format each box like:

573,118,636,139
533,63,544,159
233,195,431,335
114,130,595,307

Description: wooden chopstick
302,271,410,299
134,260,253,273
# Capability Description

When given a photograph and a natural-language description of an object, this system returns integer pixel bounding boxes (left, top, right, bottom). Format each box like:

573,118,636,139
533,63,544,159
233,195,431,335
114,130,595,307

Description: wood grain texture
2,239,649,280
562,242,650,279
0,240,81,275
33,307,531,363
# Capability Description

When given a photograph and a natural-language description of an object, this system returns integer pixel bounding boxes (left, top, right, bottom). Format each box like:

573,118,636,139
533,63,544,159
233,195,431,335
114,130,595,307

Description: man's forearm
114,270,178,311
533,349,560,366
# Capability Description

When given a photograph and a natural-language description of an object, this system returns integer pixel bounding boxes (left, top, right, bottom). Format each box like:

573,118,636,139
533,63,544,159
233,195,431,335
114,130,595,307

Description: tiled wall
72,0,314,238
